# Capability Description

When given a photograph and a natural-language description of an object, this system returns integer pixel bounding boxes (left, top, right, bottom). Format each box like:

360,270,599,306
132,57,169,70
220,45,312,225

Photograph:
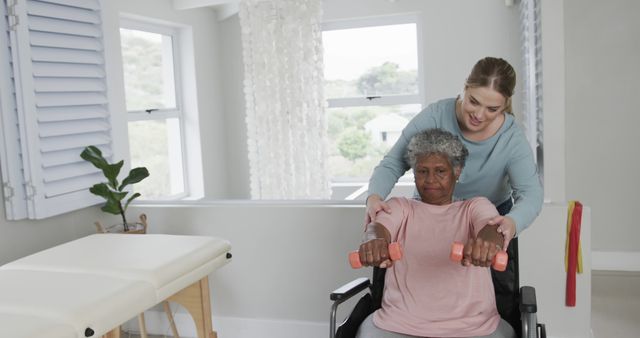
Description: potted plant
81,145,150,232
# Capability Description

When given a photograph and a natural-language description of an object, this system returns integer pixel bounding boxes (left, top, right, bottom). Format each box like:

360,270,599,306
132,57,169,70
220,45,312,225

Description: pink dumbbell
349,242,403,269
450,242,508,272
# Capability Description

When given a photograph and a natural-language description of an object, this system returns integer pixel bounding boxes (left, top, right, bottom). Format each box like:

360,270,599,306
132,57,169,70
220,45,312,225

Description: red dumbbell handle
450,242,508,272
349,242,403,269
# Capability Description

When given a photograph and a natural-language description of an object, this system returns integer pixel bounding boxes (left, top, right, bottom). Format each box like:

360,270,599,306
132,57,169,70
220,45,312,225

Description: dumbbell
450,242,508,272
349,242,403,269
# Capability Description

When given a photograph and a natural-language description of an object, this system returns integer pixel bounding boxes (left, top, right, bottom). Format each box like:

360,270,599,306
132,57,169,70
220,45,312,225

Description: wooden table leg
137,313,148,338
163,301,180,338
102,327,121,338
167,276,217,338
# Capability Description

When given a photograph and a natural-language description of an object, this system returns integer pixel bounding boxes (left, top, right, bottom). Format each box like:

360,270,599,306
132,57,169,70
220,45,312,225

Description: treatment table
0,234,232,338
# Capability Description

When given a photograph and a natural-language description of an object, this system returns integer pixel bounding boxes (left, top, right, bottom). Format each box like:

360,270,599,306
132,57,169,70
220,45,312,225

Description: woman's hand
487,215,516,249
461,224,504,268
365,194,392,224
462,237,503,268
358,238,393,268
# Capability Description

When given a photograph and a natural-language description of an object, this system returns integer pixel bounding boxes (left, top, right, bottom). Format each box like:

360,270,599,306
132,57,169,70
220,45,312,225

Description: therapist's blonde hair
464,57,516,115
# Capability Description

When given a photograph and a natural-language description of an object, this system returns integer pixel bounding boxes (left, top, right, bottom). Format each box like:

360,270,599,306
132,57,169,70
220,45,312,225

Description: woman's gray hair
405,128,469,170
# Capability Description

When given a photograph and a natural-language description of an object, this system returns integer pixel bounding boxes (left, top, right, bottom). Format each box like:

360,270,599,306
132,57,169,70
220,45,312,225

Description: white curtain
239,0,330,199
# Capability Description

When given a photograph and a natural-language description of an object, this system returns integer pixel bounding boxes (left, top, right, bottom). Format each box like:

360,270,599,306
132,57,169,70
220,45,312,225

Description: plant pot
95,214,148,234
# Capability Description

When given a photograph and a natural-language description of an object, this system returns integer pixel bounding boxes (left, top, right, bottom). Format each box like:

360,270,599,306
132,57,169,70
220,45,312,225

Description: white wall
563,0,640,253
129,202,591,338
218,14,251,199
540,0,567,204
0,192,103,265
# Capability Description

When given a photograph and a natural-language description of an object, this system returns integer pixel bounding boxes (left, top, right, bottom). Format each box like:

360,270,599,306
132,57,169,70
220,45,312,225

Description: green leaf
119,167,149,191
80,146,109,170
101,199,121,215
109,190,128,202
89,183,111,199
123,192,141,212
103,160,124,189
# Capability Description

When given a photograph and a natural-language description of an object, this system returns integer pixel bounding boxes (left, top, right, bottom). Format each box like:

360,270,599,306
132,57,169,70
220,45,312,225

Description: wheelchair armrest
330,277,370,302
519,285,538,313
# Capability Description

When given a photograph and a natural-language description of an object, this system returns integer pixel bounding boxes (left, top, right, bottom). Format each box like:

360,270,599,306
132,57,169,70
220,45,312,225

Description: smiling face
456,86,507,138
414,153,460,206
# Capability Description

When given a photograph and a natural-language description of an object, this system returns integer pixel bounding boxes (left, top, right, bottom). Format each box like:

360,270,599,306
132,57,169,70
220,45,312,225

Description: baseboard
123,311,328,338
592,251,640,272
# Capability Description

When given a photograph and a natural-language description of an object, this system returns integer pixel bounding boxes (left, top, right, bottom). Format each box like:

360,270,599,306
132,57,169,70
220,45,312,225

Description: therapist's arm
503,134,544,235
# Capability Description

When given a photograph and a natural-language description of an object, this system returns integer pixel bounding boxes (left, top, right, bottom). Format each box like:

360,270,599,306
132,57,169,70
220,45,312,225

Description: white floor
591,271,640,338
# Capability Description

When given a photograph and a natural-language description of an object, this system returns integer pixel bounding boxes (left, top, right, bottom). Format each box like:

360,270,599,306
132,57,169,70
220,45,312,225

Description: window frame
119,17,189,200
322,14,425,110
321,14,424,200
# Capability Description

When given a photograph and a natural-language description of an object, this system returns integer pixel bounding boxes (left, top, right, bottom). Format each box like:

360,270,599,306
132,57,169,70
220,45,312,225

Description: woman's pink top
373,197,501,337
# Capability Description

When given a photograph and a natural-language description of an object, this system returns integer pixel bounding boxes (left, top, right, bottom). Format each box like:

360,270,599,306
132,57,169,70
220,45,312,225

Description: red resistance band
566,201,583,307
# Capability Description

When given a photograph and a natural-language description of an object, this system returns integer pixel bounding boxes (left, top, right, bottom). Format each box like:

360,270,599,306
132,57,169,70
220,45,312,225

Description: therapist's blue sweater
368,97,543,234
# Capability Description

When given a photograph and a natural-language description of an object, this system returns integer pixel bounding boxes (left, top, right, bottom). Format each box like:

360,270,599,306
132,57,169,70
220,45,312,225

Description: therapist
366,56,542,246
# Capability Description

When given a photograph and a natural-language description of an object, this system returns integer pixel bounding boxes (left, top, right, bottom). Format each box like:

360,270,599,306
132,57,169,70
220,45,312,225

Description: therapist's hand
365,194,391,224
487,215,516,249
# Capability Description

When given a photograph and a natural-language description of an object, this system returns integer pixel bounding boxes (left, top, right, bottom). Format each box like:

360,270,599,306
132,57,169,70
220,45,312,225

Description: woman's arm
504,133,544,235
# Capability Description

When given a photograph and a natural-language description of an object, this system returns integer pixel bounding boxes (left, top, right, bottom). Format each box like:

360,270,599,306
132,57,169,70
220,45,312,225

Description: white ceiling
172,0,239,10
172,0,240,20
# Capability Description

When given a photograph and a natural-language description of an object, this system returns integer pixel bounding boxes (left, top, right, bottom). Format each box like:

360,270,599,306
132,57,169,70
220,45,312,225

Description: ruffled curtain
239,0,330,199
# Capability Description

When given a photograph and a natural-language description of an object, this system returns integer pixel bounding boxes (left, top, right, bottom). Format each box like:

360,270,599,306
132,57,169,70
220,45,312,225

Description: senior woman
356,128,516,338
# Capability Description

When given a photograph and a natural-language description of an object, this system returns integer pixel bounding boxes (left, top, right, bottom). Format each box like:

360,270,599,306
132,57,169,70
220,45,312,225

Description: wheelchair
330,238,546,338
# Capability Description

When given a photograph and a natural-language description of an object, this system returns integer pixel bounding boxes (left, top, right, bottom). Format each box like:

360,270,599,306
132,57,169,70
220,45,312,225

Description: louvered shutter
1,0,116,219
520,0,543,165
0,0,28,219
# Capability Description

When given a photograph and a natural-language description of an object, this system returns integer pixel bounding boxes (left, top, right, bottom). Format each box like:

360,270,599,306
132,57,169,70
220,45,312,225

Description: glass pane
328,104,422,181
128,118,185,199
120,28,176,111
323,23,418,99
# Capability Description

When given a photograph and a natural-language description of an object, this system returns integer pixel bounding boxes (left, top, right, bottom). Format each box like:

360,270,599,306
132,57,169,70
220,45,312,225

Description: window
322,15,423,200
119,19,187,200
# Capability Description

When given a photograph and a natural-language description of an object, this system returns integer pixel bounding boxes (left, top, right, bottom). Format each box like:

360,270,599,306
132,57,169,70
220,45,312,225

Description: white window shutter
0,0,28,219
1,0,115,219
